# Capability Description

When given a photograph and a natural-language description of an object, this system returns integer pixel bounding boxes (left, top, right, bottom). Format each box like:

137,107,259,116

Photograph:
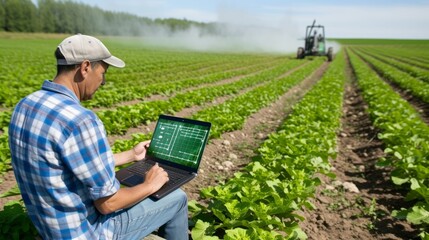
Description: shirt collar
41,80,80,103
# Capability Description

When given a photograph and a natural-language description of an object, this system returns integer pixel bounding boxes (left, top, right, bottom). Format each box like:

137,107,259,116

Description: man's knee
173,189,188,207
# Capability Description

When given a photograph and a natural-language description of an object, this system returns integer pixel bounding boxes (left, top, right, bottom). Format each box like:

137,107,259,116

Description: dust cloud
139,6,304,54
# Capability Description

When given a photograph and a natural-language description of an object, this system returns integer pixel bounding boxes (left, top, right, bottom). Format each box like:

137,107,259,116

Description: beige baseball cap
57,34,125,68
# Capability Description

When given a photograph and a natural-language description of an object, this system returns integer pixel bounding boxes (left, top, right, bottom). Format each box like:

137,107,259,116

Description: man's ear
73,60,90,83
78,60,91,80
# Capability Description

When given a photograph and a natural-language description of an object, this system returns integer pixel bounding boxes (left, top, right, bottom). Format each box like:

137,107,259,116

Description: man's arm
113,140,150,166
94,162,168,214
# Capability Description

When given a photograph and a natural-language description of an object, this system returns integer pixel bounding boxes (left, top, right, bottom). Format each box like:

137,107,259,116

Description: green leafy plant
355,198,385,231
0,200,39,239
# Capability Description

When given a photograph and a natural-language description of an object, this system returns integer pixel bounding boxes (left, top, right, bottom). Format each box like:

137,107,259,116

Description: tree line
0,0,213,36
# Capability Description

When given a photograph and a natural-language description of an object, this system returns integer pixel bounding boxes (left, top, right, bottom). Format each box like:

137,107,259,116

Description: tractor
297,20,333,61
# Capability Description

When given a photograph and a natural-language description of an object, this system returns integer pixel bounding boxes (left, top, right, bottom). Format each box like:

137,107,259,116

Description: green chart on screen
148,118,209,169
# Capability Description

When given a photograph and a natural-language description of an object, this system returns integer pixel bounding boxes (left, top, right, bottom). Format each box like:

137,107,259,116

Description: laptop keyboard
128,161,153,175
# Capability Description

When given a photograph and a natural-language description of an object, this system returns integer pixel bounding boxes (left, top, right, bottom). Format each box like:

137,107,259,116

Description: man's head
54,34,125,101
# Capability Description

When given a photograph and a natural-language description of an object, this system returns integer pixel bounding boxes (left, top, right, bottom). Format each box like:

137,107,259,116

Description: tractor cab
297,20,333,61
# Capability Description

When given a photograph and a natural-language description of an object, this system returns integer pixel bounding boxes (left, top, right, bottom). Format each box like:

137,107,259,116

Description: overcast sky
66,0,429,39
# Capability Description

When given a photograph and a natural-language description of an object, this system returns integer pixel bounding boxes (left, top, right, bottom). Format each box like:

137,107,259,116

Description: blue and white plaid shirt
9,80,120,239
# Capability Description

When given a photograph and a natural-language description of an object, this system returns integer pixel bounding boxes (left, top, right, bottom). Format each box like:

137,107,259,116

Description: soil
0,171,21,207
0,57,422,239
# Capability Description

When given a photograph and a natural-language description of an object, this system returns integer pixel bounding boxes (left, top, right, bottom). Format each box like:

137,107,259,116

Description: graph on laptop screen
147,117,210,169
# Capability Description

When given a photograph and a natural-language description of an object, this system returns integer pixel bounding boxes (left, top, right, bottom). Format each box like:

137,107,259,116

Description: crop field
0,33,428,239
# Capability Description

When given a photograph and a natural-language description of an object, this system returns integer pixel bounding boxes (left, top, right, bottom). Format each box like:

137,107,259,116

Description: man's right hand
144,163,169,194
95,164,169,215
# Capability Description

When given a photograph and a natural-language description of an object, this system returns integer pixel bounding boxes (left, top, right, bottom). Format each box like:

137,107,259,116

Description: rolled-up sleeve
62,117,120,200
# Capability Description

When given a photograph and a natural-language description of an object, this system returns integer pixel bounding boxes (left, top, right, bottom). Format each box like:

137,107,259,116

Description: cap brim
103,55,125,68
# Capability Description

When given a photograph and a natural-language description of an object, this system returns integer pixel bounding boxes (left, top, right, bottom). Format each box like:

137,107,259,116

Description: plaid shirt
9,80,120,239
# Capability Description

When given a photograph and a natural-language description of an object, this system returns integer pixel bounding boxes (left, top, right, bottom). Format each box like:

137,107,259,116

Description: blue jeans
109,189,189,240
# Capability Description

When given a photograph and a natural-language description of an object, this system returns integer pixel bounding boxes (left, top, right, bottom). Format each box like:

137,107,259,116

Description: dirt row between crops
298,55,419,239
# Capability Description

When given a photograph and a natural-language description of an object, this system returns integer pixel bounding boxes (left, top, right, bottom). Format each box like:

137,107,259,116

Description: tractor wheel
327,47,334,61
297,47,305,59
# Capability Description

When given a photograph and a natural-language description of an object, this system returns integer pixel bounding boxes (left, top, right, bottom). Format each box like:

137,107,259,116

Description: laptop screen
147,115,211,171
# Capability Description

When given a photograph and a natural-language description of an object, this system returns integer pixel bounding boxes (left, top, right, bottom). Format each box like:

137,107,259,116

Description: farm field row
0,35,428,239
348,48,429,239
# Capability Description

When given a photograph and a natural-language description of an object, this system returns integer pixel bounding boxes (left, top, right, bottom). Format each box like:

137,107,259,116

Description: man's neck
53,73,81,101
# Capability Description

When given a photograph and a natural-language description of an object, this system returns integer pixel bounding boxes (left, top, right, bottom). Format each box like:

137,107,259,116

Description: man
8,34,188,240
312,30,318,52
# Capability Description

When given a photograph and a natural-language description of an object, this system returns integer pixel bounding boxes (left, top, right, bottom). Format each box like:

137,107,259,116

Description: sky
68,0,429,39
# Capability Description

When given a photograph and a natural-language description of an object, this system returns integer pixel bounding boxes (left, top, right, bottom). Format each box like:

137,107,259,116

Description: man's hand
144,163,169,193
114,140,151,166
133,140,151,161
95,162,168,214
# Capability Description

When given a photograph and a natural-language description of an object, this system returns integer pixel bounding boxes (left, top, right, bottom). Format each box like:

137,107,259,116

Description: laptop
115,114,211,200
